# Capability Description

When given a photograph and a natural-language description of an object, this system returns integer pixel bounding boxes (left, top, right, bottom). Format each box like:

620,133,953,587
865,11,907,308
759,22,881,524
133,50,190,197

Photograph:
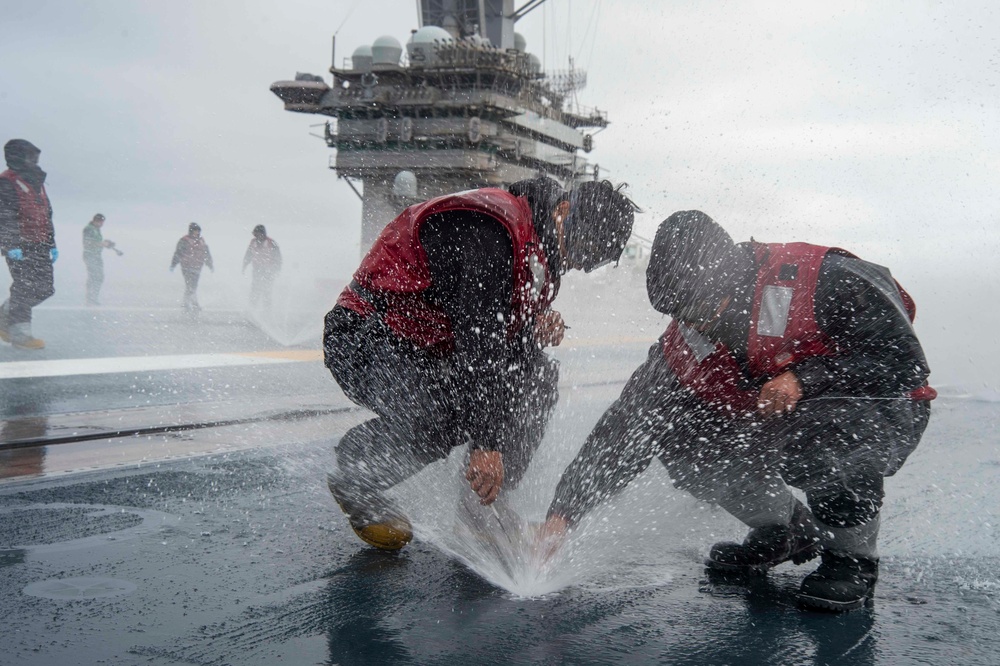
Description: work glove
6,248,24,261
50,248,59,263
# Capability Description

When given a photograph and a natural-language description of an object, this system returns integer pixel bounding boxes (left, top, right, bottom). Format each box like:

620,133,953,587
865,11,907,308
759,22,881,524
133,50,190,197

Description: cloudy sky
2,0,998,390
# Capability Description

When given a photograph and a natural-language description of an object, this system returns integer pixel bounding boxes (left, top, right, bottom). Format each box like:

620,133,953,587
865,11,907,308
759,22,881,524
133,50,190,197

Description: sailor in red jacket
242,224,282,309
538,210,933,612
0,139,57,350
323,177,636,551
170,222,214,312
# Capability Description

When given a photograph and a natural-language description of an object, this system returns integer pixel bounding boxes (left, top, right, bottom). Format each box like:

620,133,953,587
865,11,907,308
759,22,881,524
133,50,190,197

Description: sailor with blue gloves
0,139,57,349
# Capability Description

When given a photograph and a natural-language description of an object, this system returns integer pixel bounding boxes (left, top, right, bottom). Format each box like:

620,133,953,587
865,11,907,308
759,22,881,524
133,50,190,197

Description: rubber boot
326,474,412,551
798,515,880,612
798,553,878,611
9,322,45,350
706,501,821,573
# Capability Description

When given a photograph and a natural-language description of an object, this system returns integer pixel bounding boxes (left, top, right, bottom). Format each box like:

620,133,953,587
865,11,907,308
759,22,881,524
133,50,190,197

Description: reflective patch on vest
15,179,29,194
679,323,716,363
528,254,546,298
757,285,794,337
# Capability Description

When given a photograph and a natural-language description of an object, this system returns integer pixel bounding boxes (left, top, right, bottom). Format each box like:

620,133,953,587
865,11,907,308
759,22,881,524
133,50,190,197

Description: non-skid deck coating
1,387,998,665
1,306,997,665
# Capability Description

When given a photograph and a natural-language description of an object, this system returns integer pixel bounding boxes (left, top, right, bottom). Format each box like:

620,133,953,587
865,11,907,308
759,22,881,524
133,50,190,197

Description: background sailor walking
82,213,120,306
242,224,281,310
170,222,213,314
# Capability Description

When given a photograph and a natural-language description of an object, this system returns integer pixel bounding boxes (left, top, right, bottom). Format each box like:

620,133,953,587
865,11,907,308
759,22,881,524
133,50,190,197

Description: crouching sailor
537,210,934,611
323,178,636,551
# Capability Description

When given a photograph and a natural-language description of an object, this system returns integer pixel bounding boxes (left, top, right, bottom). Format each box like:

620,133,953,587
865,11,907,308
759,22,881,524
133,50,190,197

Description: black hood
4,139,46,188
646,210,735,318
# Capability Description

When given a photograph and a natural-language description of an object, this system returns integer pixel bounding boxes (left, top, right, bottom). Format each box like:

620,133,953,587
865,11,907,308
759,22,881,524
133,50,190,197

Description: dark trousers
4,244,54,324
660,395,930,528
84,256,104,304
552,343,930,528
181,267,202,309
324,305,559,522
249,270,276,308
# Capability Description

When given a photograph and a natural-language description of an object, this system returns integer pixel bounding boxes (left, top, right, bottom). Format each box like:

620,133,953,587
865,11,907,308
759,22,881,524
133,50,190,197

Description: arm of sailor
792,254,930,398
547,342,680,526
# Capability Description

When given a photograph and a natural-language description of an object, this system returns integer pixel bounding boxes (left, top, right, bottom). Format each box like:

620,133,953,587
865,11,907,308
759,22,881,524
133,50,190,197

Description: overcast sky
2,0,998,391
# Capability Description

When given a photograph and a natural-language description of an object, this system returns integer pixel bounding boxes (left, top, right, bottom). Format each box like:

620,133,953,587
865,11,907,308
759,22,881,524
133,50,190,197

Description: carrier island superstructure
270,0,611,251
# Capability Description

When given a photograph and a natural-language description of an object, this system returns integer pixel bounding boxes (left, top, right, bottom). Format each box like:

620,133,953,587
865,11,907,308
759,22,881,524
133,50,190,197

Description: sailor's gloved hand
49,248,59,263
6,248,24,261
170,265,176,272
466,449,504,505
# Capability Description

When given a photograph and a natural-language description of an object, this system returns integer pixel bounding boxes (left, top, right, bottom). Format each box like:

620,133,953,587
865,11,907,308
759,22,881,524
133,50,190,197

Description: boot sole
704,557,771,575
351,522,413,550
327,475,412,550
797,587,875,612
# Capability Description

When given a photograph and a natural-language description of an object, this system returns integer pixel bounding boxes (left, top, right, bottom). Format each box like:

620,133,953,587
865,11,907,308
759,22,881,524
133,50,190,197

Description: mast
271,0,607,252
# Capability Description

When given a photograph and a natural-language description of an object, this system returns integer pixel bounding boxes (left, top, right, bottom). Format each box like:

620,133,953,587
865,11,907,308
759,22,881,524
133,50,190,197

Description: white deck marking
0,337,653,381
0,350,322,380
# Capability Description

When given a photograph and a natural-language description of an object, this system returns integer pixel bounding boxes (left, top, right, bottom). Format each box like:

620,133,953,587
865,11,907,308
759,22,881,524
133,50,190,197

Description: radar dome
527,53,542,74
393,170,418,198
351,45,373,71
371,35,402,66
514,32,527,52
407,25,453,66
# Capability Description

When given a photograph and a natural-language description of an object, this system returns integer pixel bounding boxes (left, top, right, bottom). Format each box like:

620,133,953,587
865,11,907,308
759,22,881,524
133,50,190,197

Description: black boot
798,552,878,612
706,502,821,573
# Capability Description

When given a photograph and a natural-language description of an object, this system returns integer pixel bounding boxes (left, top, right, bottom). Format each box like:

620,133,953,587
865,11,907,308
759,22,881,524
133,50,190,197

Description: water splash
243,280,333,347
411,493,577,598
383,449,642,598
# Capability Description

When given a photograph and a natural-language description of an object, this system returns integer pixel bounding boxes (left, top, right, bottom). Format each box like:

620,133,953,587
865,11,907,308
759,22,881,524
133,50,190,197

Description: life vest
337,188,557,352
247,238,281,270
176,235,211,269
662,242,935,414
0,169,52,244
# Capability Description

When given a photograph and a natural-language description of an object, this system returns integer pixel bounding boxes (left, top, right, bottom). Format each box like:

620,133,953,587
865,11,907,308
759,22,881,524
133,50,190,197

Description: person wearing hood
536,210,935,612
242,224,281,309
323,177,637,551
0,139,57,350
170,222,213,312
